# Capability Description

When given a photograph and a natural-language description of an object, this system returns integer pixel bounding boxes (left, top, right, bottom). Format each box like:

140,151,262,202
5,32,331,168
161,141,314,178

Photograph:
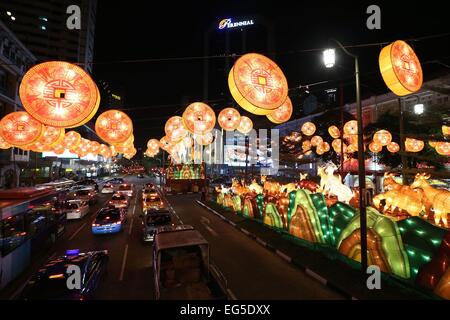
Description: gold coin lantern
228,53,288,115
379,40,423,97
147,139,160,152
0,111,43,146
52,143,65,155
302,140,312,152
443,125,450,136
311,135,323,147
344,120,358,135
328,125,341,139
405,138,424,152
165,116,188,142
95,110,133,145
218,108,241,131
435,142,450,156
63,131,81,149
89,141,101,155
182,102,216,135
373,130,392,146
332,139,345,153
387,141,400,153
37,125,65,147
267,96,293,124
0,135,11,149
159,136,172,151
30,141,52,153
369,141,383,153
19,61,99,128
237,116,253,134
99,144,110,158
301,122,316,136
195,132,214,146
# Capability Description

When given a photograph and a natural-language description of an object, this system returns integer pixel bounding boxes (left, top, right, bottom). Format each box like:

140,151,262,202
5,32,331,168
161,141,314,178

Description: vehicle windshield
75,190,90,196
146,214,170,226
64,203,79,210
112,195,126,201
145,197,160,203
119,185,131,190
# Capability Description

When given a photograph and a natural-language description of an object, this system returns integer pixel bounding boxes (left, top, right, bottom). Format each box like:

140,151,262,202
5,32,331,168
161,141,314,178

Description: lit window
11,16,16,21
40,25,46,30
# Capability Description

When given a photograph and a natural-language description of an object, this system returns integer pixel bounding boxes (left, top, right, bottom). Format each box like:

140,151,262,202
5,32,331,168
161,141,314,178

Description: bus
36,178,76,191
0,187,67,290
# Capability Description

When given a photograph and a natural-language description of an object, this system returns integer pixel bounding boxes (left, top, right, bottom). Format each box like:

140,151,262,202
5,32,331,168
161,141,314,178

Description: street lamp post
323,40,368,274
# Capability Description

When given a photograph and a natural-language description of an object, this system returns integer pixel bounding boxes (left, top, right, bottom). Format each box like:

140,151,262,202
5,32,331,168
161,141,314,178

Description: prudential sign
218,18,255,30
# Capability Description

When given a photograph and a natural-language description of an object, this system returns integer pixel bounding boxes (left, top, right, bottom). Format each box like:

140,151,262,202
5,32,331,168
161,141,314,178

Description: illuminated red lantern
267,97,292,124
0,111,43,146
332,139,345,153
405,138,424,152
379,40,423,96
301,122,316,136
89,141,101,155
37,125,65,147
228,53,288,115
328,125,340,139
373,130,392,146
302,140,312,152
237,116,253,134
29,141,53,153
110,145,118,157
159,136,172,151
63,131,81,149
369,141,383,153
182,102,216,134
344,120,358,135
99,144,110,158
387,141,400,153
435,142,450,156
218,108,241,131
165,116,188,142
443,125,450,136
19,61,99,128
95,110,133,145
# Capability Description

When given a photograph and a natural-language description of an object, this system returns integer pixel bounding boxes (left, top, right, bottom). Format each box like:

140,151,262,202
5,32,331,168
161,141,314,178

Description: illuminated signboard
218,18,254,30
42,151,100,161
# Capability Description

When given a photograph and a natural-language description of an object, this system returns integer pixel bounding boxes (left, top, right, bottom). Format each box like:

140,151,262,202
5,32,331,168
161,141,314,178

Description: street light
323,39,368,274
414,103,424,115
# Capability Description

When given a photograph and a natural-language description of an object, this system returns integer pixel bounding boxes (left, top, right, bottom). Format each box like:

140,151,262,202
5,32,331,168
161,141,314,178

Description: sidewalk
198,200,438,300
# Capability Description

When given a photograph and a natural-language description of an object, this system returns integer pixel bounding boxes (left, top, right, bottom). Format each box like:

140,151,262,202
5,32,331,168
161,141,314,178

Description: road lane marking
306,269,327,285
68,222,87,241
119,244,129,281
204,225,218,237
128,217,134,235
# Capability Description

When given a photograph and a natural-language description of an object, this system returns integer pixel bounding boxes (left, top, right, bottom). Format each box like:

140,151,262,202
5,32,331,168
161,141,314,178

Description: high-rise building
0,0,97,74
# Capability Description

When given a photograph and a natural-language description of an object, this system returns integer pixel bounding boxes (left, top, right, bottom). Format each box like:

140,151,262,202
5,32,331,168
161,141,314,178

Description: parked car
20,249,109,300
108,193,129,209
92,207,127,234
117,184,134,198
153,225,229,299
101,183,115,194
64,200,90,220
141,209,172,242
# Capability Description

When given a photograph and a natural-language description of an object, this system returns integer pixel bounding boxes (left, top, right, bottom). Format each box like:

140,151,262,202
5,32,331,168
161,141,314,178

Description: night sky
92,0,450,150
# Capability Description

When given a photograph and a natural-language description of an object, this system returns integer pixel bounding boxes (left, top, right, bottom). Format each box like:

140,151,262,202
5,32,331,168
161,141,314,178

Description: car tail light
76,209,80,212
160,201,163,206
109,201,113,204
92,223,99,227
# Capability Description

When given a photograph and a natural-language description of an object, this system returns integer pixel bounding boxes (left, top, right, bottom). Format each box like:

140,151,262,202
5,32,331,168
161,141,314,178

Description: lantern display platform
166,163,206,193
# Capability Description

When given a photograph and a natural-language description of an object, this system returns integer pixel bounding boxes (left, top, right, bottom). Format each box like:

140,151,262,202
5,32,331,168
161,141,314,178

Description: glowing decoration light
387,141,400,153
147,138,160,152
29,141,52,153
19,61,99,128
379,40,423,96
237,116,253,134
435,142,450,156
405,138,424,152
218,108,241,131
95,110,133,145
110,145,118,157
228,53,288,115
165,116,188,142
99,144,111,158
373,130,392,146
301,122,316,136
159,136,172,151
328,125,340,139
332,139,346,153
37,125,65,147
52,144,65,155
310,135,323,147
89,141,101,155
0,135,11,149
183,136,193,148
267,97,293,124
343,120,358,135
195,132,214,146
369,141,383,153
302,140,311,152
0,111,43,146
442,125,449,136
182,102,216,134
63,131,81,149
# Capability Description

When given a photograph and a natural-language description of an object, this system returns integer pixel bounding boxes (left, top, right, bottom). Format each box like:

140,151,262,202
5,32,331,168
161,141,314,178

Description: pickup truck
153,225,229,300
